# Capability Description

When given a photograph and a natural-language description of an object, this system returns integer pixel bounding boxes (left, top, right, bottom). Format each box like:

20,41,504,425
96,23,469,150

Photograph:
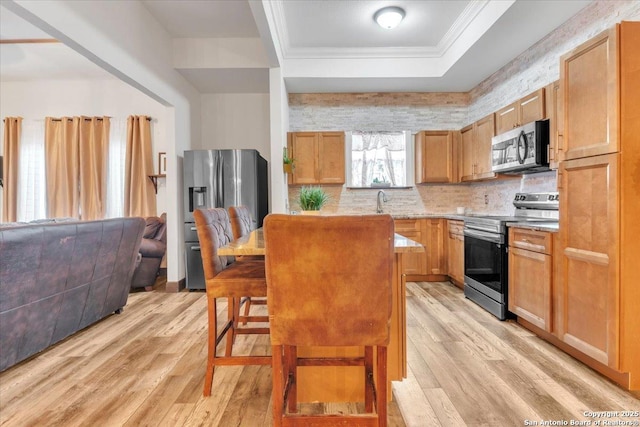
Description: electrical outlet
484,194,489,205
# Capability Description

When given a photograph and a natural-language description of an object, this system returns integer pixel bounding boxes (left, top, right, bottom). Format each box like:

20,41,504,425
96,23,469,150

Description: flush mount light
374,6,405,29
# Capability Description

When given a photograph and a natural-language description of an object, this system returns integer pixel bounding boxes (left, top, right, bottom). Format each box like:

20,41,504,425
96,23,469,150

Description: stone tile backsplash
287,170,557,217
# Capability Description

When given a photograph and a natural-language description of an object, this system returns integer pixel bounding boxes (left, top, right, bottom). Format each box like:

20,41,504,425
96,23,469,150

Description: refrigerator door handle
216,152,224,207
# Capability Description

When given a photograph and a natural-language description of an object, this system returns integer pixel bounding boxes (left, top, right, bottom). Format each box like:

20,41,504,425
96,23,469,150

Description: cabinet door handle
557,132,564,151
557,170,563,189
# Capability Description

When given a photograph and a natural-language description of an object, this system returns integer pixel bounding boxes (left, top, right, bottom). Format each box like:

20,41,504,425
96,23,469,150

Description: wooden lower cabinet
394,219,425,276
447,220,464,288
425,219,446,275
558,154,619,368
394,218,447,280
508,228,553,332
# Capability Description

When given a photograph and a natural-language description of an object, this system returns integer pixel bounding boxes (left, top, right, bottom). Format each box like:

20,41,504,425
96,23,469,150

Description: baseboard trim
404,274,448,282
517,317,631,390
166,278,186,293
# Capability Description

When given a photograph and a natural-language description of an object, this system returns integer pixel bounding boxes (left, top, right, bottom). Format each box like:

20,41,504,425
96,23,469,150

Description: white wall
200,93,270,161
0,78,170,218
5,0,203,284
269,68,289,214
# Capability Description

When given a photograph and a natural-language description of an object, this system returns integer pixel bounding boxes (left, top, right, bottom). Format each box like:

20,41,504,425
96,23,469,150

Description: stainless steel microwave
491,120,550,174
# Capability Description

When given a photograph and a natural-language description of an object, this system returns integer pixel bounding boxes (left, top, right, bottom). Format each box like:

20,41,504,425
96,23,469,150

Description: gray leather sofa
131,213,167,290
0,217,145,372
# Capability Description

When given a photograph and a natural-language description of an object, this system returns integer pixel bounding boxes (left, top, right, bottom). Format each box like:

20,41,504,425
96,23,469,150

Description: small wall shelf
148,174,166,194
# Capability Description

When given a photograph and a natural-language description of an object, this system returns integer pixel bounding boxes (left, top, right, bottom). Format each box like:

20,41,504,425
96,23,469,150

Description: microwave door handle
516,130,528,164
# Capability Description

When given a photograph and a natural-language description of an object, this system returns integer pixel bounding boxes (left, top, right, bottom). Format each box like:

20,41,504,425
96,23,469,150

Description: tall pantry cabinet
558,21,640,390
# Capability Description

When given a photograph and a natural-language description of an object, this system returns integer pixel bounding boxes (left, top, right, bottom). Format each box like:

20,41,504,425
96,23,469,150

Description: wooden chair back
229,206,254,240
263,214,394,347
193,207,235,280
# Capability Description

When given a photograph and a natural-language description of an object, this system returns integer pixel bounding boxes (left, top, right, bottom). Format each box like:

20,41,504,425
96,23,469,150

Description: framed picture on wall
158,152,167,175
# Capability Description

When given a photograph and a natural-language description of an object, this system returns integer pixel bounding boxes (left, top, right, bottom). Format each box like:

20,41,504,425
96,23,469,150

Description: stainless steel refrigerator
183,149,268,290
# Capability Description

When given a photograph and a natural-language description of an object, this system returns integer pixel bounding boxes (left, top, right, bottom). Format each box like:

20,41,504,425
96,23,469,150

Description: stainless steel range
463,192,559,320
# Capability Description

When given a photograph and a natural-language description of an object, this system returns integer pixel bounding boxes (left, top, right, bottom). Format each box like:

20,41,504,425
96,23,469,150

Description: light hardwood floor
1,281,638,426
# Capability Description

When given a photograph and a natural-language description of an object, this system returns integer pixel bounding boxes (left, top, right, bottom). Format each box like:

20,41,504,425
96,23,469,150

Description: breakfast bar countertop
218,228,425,256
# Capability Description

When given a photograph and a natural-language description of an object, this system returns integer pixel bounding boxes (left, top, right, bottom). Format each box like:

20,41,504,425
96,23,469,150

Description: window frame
345,130,415,189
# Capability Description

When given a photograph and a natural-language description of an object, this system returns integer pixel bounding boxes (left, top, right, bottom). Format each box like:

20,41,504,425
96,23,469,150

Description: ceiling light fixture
374,6,405,29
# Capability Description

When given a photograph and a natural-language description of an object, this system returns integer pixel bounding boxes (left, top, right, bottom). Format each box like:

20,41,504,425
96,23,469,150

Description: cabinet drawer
448,220,463,236
394,219,420,233
509,228,552,254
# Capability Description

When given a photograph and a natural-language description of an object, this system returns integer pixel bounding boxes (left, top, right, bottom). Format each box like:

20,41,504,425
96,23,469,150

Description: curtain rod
0,39,59,44
3,117,153,122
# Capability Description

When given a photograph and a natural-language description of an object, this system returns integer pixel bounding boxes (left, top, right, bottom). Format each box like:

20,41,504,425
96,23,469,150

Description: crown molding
267,0,494,60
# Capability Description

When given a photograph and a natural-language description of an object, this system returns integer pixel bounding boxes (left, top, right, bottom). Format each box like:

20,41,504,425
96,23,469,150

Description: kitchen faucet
376,190,388,214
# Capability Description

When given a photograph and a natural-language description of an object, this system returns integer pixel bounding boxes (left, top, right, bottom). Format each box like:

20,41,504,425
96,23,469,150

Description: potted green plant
283,147,295,174
371,177,391,188
298,186,329,214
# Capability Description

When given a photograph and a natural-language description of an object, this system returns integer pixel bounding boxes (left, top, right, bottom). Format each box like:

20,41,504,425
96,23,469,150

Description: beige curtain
125,115,156,217
2,117,22,222
45,116,109,220
45,117,80,219
78,117,110,220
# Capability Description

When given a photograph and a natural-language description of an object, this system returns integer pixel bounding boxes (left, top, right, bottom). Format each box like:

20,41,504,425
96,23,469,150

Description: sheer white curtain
105,118,127,218
17,120,46,222
350,131,406,187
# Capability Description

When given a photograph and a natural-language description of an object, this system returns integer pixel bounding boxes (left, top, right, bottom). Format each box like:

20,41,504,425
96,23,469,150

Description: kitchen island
218,229,424,402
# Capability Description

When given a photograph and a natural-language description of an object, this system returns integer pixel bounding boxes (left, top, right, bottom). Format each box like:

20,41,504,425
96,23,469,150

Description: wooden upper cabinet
289,132,318,184
545,80,564,170
460,124,475,182
415,131,457,184
317,132,346,184
519,89,546,125
459,114,496,182
561,26,618,160
495,103,518,135
288,132,345,185
495,88,546,135
473,114,497,179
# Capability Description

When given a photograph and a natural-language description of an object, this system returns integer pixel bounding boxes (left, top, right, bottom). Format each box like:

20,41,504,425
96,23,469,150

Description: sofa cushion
143,216,163,238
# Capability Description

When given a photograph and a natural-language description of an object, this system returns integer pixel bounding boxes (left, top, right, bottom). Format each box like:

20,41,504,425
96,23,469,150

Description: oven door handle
464,228,504,244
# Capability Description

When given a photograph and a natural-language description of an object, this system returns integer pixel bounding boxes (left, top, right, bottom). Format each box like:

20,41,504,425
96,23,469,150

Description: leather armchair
131,213,167,291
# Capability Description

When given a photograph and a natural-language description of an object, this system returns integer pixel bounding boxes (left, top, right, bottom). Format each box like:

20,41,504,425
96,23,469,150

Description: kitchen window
346,131,414,188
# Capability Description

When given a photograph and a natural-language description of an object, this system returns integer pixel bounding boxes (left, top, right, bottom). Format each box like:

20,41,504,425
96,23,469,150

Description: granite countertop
391,213,559,232
392,213,467,221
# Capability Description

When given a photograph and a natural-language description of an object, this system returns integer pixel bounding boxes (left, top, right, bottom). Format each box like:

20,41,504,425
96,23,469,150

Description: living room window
105,118,127,218
12,118,128,221
346,131,414,188
17,120,46,222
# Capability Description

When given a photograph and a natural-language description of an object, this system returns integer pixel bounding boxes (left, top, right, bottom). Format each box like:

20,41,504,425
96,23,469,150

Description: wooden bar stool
194,208,270,397
229,205,266,323
264,214,394,427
